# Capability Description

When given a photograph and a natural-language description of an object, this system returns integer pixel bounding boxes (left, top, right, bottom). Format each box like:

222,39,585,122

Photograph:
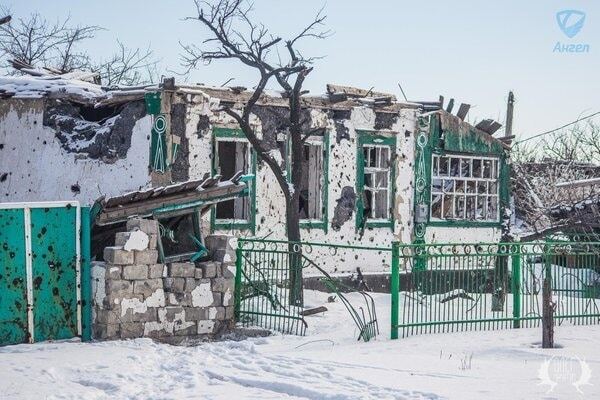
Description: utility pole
505,91,514,138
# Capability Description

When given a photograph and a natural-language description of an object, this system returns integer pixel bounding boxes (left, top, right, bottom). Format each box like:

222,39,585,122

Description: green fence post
511,247,521,329
80,206,92,341
391,241,400,339
234,243,243,321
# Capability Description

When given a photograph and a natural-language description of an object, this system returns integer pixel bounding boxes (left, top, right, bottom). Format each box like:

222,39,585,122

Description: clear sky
3,0,599,139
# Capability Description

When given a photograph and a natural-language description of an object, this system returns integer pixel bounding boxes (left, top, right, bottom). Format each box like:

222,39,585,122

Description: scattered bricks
107,265,122,279
221,263,236,279
93,323,120,340
208,306,225,320
122,265,148,280
185,278,198,292
134,249,158,265
103,247,134,265
174,321,197,336
148,234,158,250
120,322,144,339
197,320,216,335
169,262,195,278
183,307,207,321
148,264,165,279
163,277,185,293
225,306,234,320
164,306,185,322
133,279,163,297
126,217,159,235
197,261,218,278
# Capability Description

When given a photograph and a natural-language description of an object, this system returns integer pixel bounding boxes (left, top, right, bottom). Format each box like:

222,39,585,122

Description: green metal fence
391,241,600,339
235,239,387,340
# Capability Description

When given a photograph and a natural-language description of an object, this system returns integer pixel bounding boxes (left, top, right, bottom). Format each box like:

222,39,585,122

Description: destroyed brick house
0,70,510,344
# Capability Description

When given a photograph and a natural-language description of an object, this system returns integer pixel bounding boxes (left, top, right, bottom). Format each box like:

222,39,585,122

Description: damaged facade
0,75,510,277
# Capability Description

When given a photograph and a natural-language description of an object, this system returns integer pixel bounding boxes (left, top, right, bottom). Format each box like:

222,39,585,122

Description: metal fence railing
391,242,600,339
234,239,388,340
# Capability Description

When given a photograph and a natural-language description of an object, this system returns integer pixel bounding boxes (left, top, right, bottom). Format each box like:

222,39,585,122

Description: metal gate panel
0,202,82,345
0,208,29,345
30,205,80,342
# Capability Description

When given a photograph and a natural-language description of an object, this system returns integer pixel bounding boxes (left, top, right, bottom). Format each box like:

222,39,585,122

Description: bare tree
0,8,159,86
181,0,330,305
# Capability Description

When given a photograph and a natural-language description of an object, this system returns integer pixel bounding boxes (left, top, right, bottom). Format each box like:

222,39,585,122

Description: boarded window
430,154,500,222
215,140,250,221
299,141,324,220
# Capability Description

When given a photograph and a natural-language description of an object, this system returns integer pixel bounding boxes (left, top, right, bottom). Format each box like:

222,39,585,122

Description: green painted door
0,203,84,346
0,209,29,345
30,206,79,341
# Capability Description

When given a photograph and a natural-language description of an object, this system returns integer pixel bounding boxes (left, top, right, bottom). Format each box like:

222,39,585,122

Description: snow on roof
0,74,105,101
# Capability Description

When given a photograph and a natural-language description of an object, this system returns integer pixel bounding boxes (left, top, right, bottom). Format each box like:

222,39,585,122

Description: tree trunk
542,277,554,348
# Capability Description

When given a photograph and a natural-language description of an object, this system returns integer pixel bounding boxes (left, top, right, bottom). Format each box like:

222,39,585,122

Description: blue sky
4,0,599,138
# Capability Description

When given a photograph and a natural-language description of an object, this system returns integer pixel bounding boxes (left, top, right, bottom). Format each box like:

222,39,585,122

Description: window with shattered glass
430,154,499,222
362,145,391,220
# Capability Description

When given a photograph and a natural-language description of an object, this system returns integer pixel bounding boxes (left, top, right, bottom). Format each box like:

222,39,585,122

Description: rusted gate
0,201,91,346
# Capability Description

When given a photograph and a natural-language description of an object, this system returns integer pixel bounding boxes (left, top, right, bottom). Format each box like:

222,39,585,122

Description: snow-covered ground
1,291,598,399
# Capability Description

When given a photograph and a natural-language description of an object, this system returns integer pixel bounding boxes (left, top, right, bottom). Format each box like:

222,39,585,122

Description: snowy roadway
1,291,598,399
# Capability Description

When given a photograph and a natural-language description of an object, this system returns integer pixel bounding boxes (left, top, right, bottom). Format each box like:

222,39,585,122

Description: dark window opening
215,140,250,221
298,142,324,220
157,212,202,262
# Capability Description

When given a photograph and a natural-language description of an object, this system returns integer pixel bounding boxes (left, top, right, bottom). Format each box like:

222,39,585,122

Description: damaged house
0,73,511,276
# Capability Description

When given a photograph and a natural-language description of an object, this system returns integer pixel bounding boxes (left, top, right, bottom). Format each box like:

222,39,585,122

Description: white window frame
363,144,392,221
430,154,500,222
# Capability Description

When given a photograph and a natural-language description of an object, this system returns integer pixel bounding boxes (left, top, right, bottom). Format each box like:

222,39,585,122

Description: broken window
215,139,251,222
361,144,392,221
299,140,324,220
430,154,500,222
156,211,203,263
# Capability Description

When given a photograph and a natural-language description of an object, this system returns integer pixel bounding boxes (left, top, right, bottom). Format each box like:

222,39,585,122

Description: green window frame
210,128,256,233
356,130,396,230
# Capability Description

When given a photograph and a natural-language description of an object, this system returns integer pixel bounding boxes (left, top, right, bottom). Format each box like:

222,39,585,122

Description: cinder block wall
92,218,236,343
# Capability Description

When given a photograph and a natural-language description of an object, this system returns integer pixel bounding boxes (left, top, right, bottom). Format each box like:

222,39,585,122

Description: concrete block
133,279,163,297
105,280,134,298
183,307,207,321
166,292,181,306
221,263,236,279
211,278,233,293
123,307,158,323
174,321,197,336
120,322,144,339
212,248,236,264
169,262,195,278
197,320,216,335
114,231,130,247
163,277,185,293
144,321,174,338
148,264,165,279
93,323,120,340
103,247,134,265
222,287,233,307
164,306,185,321
185,278,198,292
126,218,159,235
204,235,233,253
134,249,158,265
225,306,234,320
122,265,148,280
208,306,225,320
106,265,122,279
148,234,158,250
194,267,203,279
197,261,218,278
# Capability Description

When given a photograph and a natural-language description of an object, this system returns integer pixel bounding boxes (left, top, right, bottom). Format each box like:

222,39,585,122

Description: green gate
0,202,91,346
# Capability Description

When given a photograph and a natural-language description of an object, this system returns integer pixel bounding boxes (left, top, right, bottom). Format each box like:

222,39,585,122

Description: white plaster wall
425,226,502,244
181,93,419,275
0,98,152,205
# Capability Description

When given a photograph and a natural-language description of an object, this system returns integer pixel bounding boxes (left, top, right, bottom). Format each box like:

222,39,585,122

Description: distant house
0,73,510,274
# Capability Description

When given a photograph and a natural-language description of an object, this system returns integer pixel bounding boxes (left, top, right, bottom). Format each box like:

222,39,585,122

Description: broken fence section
234,239,386,340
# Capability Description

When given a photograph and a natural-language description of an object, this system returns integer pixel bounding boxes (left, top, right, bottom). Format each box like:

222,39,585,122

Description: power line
514,111,600,144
